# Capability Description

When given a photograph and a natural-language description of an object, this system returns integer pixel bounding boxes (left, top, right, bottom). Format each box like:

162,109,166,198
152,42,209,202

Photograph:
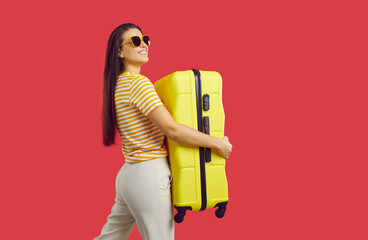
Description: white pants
94,157,174,240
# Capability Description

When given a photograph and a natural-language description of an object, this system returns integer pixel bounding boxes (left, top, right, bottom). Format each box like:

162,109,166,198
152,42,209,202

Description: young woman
95,23,233,240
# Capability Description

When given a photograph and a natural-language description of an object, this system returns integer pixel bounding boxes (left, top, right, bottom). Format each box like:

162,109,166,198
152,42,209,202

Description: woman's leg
94,165,136,240
122,158,174,240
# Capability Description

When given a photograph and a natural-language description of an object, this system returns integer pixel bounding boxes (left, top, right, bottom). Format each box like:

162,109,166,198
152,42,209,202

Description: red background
1,0,367,239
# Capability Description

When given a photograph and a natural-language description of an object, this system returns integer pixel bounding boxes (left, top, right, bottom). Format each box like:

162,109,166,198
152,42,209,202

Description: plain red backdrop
1,0,367,239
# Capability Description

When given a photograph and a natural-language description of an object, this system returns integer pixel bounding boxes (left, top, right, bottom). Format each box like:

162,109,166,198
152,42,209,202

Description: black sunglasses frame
121,35,150,48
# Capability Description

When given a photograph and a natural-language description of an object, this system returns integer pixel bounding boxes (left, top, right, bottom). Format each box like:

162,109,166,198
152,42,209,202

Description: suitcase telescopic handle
203,116,212,163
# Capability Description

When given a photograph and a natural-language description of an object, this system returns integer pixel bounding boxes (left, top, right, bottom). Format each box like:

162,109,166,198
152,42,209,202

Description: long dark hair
102,23,143,146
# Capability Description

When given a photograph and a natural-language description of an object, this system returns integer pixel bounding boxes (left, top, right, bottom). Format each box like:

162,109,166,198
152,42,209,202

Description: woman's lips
138,50,147,55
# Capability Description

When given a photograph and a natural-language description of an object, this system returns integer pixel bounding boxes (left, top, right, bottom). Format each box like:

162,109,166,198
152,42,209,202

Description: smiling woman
95,23,232,240
117,28,150,73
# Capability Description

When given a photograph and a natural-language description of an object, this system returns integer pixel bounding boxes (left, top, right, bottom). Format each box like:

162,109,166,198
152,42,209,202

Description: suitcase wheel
215,207,225,218
174,212,185,223
174,206,191,223
215,202,228,218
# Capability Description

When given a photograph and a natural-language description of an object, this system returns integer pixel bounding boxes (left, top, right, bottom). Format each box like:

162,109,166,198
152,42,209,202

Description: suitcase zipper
192,69,208,211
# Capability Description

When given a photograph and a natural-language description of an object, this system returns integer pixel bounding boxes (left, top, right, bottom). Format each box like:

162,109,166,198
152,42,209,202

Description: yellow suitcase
154,69,229,223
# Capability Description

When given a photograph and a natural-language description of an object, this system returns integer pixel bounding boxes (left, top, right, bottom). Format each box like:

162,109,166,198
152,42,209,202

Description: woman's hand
216,136,232,159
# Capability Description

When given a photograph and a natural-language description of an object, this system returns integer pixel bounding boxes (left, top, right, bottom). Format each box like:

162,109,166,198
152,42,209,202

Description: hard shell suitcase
154,69,228,223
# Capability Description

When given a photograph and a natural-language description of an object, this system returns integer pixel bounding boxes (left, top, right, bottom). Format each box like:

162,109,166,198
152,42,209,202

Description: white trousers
94,157,174,240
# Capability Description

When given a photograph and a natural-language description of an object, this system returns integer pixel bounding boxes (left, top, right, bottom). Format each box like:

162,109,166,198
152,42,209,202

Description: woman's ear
118,48,124,59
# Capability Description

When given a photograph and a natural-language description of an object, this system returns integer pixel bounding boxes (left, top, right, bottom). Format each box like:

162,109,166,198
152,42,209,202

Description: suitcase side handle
203,116,212,163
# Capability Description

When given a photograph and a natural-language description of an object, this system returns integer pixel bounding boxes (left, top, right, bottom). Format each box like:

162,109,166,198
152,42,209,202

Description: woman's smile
138,49,148,55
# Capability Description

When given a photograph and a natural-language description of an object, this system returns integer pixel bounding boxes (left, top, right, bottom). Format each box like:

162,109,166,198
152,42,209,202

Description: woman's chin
141,57,149,64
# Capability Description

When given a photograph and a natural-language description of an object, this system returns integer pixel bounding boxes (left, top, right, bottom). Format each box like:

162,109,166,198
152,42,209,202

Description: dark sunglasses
120,35,150,48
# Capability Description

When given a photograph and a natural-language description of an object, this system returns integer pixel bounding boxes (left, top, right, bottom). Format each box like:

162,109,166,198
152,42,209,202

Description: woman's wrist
209,136,221,150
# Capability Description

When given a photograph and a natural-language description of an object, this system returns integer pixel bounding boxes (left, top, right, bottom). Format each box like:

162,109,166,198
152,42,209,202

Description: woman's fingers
223,136,232,159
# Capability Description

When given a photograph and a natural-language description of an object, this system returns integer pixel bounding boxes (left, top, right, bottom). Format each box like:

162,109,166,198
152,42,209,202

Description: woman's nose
140,40,148,47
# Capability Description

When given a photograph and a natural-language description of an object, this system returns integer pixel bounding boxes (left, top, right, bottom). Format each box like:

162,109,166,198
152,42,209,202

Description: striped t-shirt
114,71,168,164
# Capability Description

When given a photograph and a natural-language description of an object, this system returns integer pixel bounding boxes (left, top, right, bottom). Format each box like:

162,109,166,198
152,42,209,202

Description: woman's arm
147,105,232,159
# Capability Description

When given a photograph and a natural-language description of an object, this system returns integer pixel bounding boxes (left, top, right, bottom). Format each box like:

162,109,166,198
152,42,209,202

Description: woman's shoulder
118,71,137,79
119,72,150,81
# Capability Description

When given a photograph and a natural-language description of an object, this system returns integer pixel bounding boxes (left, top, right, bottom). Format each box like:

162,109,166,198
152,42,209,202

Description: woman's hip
118,157,172,198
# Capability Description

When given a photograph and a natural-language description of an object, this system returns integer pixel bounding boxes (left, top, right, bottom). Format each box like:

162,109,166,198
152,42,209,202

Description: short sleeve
129,75,163,117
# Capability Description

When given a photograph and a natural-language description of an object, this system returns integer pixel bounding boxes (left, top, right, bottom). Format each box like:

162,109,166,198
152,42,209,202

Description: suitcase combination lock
203,94,210,111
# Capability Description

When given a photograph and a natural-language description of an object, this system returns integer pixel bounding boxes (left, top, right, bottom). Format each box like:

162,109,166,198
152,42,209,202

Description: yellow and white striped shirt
114,72,167,164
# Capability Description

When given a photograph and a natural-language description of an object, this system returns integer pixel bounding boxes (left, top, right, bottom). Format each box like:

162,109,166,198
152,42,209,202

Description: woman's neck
124,65,141,74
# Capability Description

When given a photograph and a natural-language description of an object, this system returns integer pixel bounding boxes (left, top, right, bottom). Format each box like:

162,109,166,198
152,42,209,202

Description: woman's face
118,28,149,67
